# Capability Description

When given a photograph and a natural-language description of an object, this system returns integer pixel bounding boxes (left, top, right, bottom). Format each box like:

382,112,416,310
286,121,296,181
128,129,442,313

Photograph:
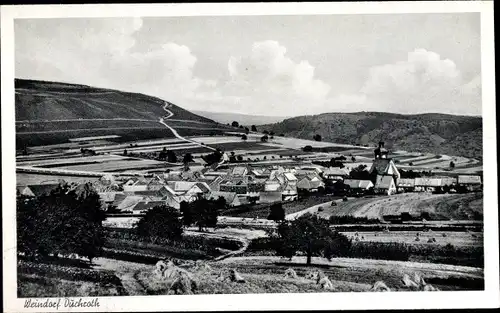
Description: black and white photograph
1,1,498,312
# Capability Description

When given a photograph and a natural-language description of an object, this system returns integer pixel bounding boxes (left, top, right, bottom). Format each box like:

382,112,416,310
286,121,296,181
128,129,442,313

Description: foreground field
91,254,483,296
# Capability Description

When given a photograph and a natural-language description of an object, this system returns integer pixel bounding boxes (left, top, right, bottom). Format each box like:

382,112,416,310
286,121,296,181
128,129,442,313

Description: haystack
193,262,213,274
423,284,440,291
305,271,317,280
169,271,198,295
217,269,246,283
284,268,298,279
318,276,333,290
401,273,419,290
413,272,426,286
370,281,391,292
155,260,199,294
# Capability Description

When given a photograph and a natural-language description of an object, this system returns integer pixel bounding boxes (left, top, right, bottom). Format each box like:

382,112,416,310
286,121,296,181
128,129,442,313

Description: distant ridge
193,110,290,126
261,111,482,160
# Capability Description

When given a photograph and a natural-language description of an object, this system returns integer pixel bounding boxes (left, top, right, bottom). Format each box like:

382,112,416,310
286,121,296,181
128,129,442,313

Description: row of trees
231,121,258,133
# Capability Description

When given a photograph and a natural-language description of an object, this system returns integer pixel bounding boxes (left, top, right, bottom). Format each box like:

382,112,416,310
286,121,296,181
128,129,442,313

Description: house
98,192,121,208
25,184,61,197
167,181,211,196
207,191,241,207
251,168,271,179
370,158,400,180
457,175,482,192
16,186,35,197
281,183,298,201
296,176,325,192
323,167,349,181
132,200,166,214
219,177,248,194
283,172,298,184
259,191,283,203
374,175,397,195
397,178,416,192
264,179,282,192
343,179,374,193
208,176,225,191
116,195,144,212
414,177,443,192
458,175,482,185
230,166,248,177
123,177,149,193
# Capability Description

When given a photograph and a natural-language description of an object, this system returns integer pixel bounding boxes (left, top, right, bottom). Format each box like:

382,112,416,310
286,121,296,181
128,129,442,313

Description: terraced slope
15,79,229,148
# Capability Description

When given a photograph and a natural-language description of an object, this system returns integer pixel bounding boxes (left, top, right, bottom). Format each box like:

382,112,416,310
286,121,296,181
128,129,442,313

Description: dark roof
132,201,166,212
374,175,394,189
27,184,61,196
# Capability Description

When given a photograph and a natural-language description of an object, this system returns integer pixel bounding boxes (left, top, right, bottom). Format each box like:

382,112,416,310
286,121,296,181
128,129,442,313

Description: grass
316,192,483,221
208,141,283,152
17,259,127,297
135,263,369,295
17,127,176,148
223,195,337,218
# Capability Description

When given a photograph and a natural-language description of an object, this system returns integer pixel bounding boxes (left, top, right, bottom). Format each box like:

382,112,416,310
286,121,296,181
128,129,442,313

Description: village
17,141,483,225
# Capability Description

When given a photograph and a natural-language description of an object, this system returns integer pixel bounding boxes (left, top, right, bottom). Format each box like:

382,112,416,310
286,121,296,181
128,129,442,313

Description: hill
15,79,229,148
261,112,482,160
192,110,289,126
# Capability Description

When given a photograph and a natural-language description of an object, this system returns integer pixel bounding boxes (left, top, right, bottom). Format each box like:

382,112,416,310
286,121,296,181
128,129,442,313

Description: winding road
160,103,218,152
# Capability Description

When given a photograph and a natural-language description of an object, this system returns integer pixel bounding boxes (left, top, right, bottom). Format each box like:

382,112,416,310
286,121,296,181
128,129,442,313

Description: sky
15,13,482,117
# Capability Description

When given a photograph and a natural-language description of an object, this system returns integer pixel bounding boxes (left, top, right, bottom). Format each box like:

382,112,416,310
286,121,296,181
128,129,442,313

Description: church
369,141,400,195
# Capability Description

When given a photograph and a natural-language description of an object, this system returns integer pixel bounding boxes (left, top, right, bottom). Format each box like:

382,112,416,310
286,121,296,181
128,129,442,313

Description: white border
2,2,498,312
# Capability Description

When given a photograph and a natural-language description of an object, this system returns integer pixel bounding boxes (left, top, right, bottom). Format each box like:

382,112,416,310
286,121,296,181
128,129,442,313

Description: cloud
15,18,214,104
328,49,481,115
222,40,331,115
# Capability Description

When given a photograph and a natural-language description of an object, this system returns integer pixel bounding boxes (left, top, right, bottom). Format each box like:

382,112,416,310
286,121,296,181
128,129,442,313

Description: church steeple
374,141,389,159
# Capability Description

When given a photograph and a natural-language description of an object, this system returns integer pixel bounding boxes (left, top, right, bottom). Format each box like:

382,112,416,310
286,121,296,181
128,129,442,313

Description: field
92,254,483,296
16,173,100,185
18,259,127,297
316,192,483,221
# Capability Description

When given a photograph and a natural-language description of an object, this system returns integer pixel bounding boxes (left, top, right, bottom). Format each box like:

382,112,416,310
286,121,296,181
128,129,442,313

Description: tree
351,156,356,162
232,121,239,127
268,203,285,221
237,155,243,161
263,130,270,135
17,183,106,263
303,145,313,152
183,153,194,165
349,165,371,180
241,134,248,141
313,134,322,141
123,149,128,156
180,197,225,231
251,125,257,132
245,127,250,134
269,213,351,265
167,150,177,163
179,201,193,227
261,135,269,142
279,134,285,137
136,205,183,242
203,150,223,166
449,161,455,169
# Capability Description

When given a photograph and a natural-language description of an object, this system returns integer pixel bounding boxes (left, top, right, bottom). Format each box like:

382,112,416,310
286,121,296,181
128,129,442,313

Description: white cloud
15,18,214,105
222,40,331,115
328,49,481,115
